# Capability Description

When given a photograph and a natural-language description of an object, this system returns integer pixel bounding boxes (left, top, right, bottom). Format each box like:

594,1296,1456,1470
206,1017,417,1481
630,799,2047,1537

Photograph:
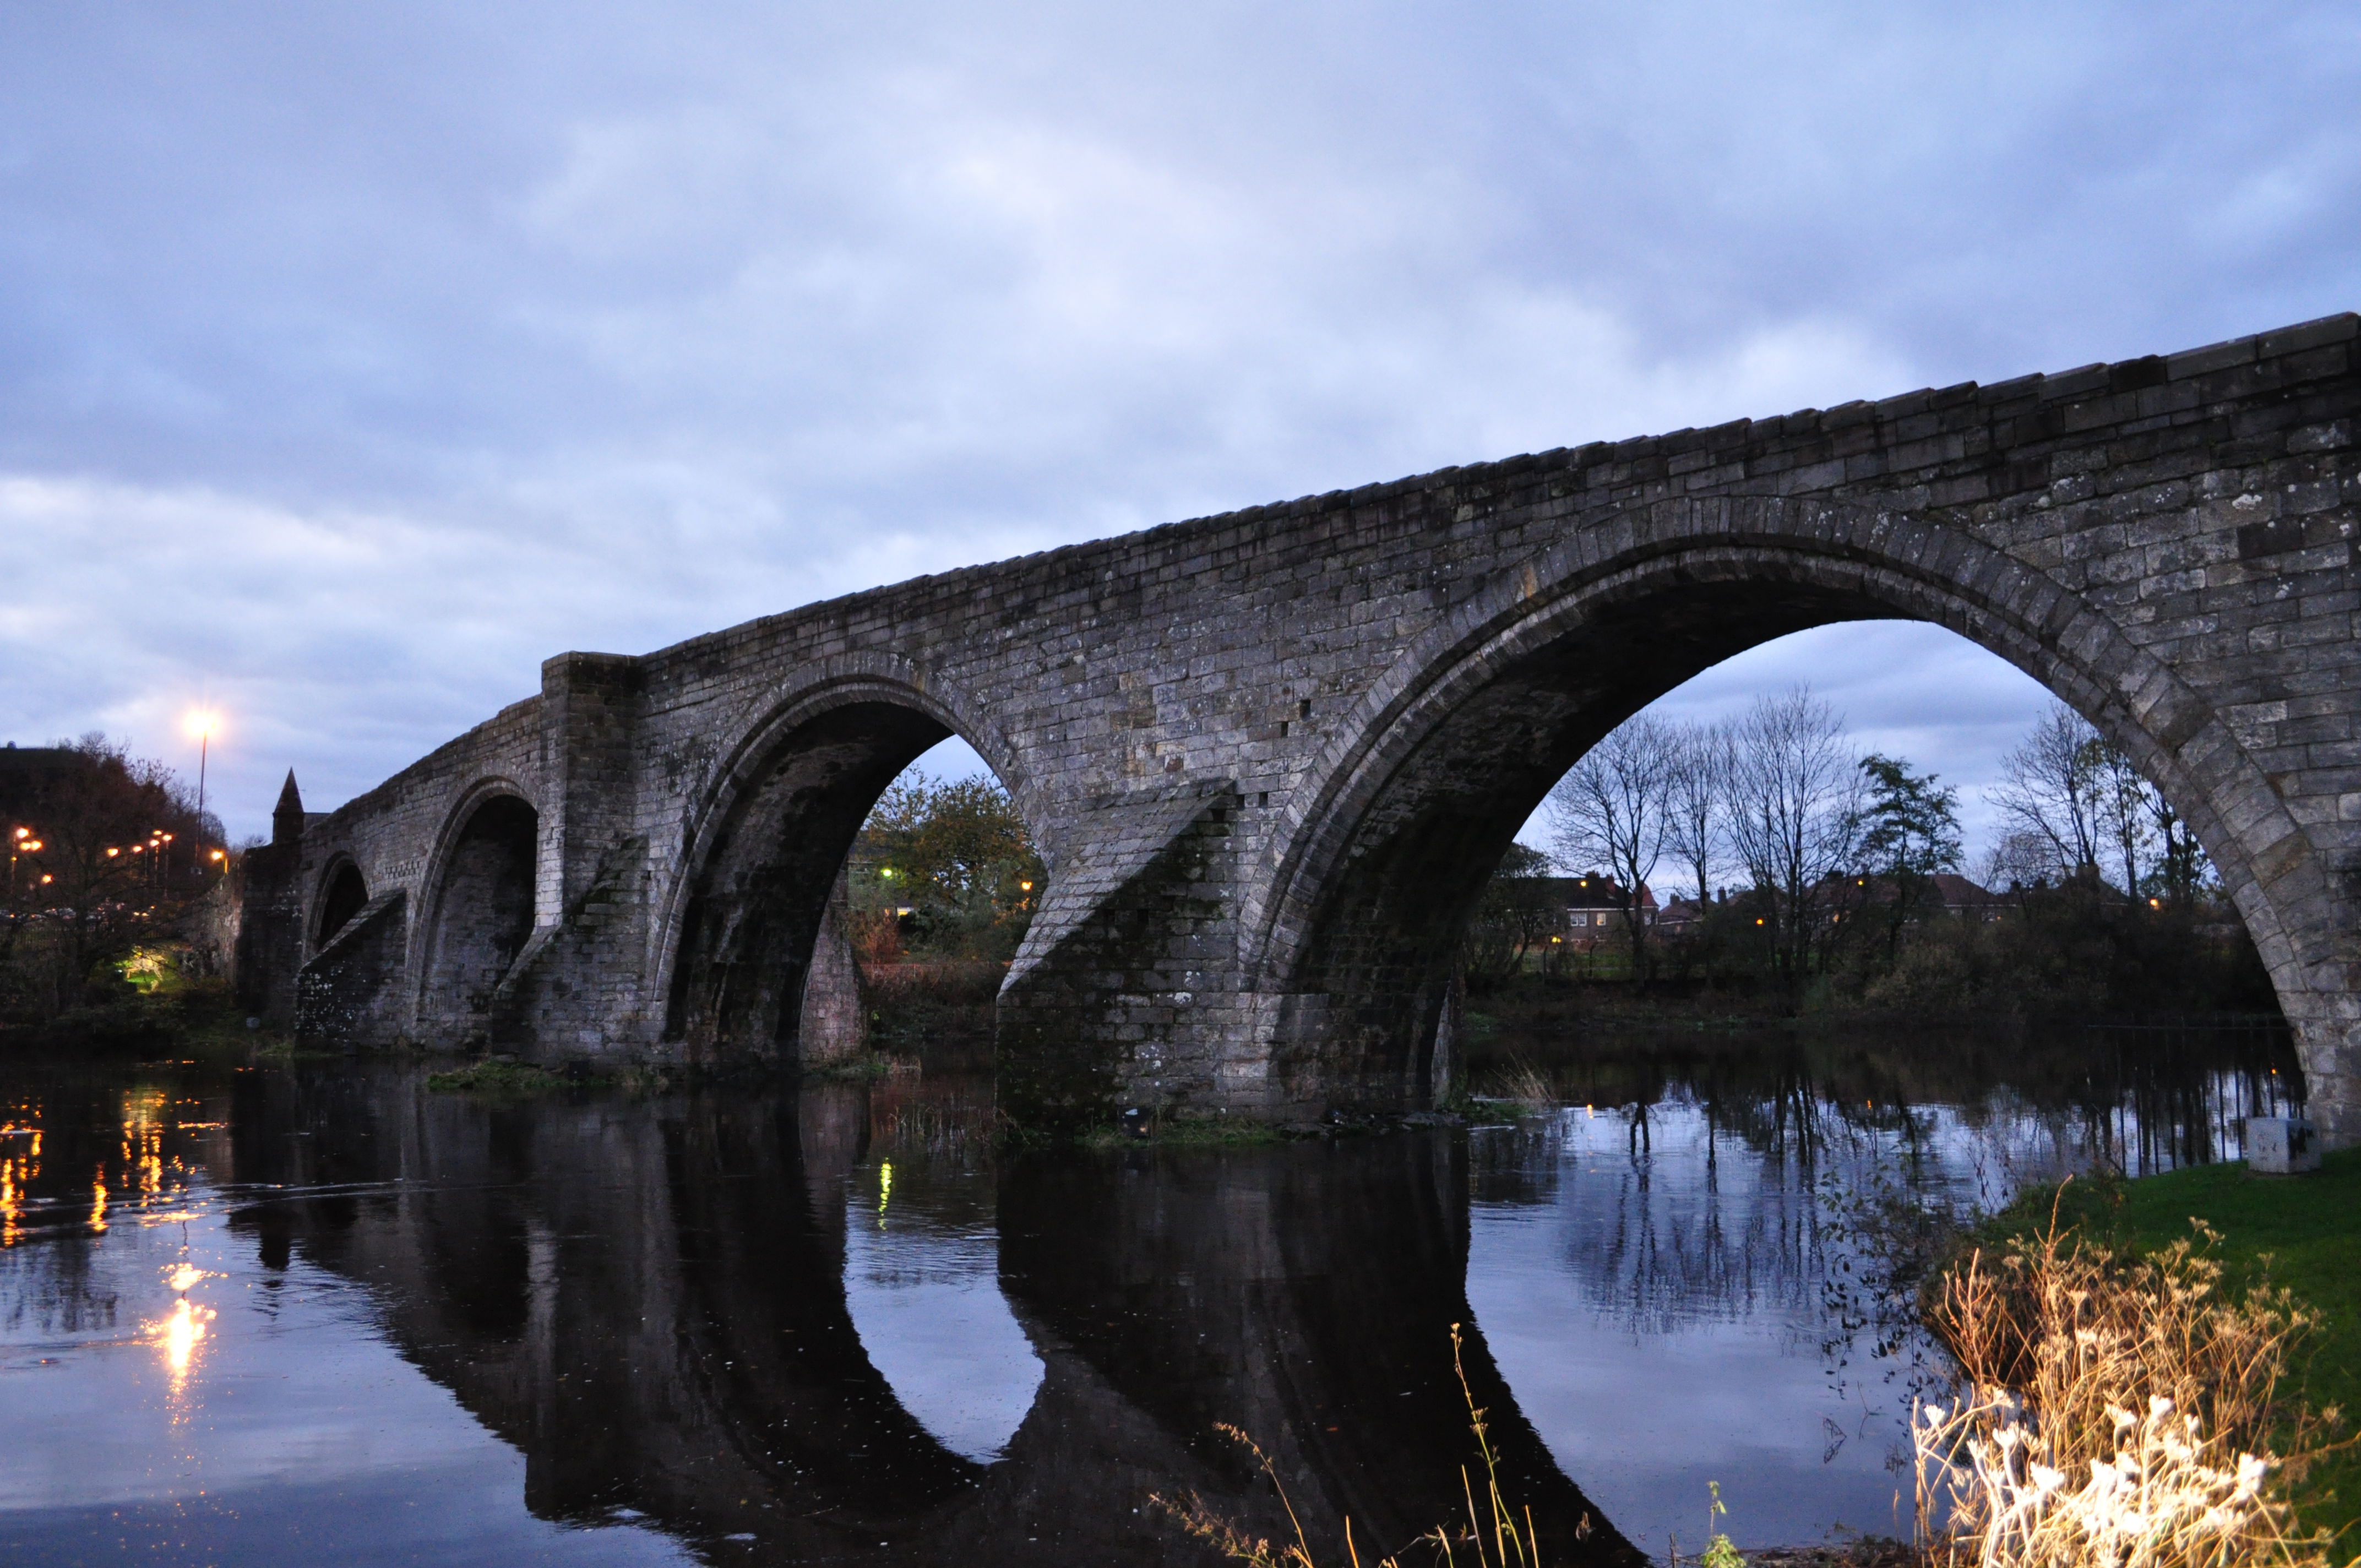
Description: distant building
1647,874,2011,938
1540,872,1656,948
1821,870,2012,923
1925,872,2010,922
1653,894,1709,938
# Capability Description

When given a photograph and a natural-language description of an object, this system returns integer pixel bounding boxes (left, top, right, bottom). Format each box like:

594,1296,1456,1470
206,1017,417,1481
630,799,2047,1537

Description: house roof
1538,874,1655,910
1928,873,2005,907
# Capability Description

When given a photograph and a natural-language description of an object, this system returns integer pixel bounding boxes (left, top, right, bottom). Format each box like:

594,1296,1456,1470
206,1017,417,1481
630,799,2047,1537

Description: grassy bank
1973,1146,2361,1540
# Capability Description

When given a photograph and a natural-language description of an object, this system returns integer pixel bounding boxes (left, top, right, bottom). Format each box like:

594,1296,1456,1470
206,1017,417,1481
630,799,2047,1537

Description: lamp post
186,711,217,858
7,827,37,906
190,722,211,845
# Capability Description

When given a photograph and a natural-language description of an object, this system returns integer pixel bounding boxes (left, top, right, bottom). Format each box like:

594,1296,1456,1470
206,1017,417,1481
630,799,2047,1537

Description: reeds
1152,1325,1562,1568
871,1094,1001,1161
1488,1057,1558,1114
1914,1195,2347,1568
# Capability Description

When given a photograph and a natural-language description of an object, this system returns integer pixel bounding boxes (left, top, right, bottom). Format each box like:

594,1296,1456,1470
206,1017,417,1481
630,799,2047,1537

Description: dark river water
0,1028,2301,1567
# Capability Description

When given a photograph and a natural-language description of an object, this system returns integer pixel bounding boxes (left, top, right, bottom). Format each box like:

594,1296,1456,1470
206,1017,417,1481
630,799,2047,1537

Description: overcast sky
3,3,2357,856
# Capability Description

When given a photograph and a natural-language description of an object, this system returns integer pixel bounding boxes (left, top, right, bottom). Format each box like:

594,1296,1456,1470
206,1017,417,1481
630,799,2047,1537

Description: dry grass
1486,1057,1558,1114
868,1080,1002,1162
1152,1325,1568,1568
1915,1193,2349,1568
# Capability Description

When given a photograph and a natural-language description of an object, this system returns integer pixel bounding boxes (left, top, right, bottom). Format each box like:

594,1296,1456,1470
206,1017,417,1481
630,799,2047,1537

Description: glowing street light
6,831,39,904
183,710,221,856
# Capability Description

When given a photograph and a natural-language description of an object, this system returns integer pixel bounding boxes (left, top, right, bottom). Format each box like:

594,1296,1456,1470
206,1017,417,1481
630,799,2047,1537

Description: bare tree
1725,688,1862,997
1978,829,2063,891
1547,714,1671,984
1986,703,2199,900
1989,703,2104,879
2145,790,2211,906
1663,719,1732,905
2087,738,2153,900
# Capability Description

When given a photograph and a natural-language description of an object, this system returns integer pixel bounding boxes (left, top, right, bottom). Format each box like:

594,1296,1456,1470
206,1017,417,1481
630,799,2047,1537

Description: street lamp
6,830,38,905
184,710,220,858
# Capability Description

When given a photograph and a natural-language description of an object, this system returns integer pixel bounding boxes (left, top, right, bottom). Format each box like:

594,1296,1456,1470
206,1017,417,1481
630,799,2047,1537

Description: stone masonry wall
257,314,2361,1137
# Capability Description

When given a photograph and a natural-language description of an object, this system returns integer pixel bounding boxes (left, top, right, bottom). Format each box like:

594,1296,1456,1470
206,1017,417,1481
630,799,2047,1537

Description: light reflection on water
0,1030,2303,1566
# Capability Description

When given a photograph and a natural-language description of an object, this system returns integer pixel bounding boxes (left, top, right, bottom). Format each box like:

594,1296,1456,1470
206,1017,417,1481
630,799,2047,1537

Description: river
0,1026,2300,1566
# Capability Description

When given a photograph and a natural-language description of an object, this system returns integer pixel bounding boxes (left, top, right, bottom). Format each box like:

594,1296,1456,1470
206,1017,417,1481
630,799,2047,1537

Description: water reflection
1462,1025,2299,1553
841,1156,1043,1463
0,1025,2300,1567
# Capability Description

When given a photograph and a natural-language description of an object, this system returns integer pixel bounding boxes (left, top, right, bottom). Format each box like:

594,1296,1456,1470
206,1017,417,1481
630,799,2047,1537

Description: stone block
2245,1115,2321,1174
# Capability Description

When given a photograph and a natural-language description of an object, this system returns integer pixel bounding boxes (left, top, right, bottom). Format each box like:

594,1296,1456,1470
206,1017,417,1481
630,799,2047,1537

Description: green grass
1981,1147,2361,1539
1073,1115,1290,1151
799,1052,904,1083
424,1058,576,1093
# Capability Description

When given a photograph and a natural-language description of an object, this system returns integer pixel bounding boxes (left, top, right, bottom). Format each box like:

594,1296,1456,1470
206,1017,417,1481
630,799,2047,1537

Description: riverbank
1463,971,2290,1040
1966,1145,2361,1540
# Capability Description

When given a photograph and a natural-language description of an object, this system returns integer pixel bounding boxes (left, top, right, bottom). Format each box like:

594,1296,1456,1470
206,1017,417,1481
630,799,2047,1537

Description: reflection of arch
314,860,369,949
655,658,1035,1064
1252,496,2310,1104
994,1131,1636,1562
840,1156,1045,1462
416,786,540,1041
223,1078,994,1540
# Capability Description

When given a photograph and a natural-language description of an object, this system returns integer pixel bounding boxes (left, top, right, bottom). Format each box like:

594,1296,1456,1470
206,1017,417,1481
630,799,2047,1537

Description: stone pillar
995,784,1243,1133
537,652,644,921
794,866,867,1064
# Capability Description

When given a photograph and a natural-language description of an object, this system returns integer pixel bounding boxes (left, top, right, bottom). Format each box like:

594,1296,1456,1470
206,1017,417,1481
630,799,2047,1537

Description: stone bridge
240,313,2361,1139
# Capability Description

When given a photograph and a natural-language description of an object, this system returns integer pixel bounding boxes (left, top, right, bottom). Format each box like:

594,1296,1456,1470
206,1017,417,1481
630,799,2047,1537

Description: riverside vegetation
1154,1156,2358,1568
0,734,242,1055
1468,693,2275,1031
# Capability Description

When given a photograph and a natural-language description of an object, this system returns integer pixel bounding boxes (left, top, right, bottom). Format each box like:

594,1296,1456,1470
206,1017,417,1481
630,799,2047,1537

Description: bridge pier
249,315,2361,1141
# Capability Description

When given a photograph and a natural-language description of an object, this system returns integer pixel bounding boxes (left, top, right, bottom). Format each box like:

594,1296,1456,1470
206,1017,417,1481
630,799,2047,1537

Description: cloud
0,1,2355,839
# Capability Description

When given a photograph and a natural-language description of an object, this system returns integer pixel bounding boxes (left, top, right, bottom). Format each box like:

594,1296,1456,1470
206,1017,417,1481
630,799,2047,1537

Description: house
1546,872,1656,948
1819,870,2012,923
1925,872,2010,922
1652,895,1709,938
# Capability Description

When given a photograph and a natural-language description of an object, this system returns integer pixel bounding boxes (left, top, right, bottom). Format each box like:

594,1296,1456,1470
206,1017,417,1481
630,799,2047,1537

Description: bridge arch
312,858,370,950
415,782,541,1043
655,657,1040,1065
1249,494,2324,1108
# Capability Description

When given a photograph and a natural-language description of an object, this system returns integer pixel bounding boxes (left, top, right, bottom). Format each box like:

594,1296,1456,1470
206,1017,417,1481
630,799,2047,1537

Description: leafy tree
1854,753,1962,960
1,734,214,1023
2083,737,2154,900
2142,792,2211,906
852,775,1044,960
1464,842,1561,988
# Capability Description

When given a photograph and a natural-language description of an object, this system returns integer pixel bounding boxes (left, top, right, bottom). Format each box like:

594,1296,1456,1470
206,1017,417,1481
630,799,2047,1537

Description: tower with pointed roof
235,766,313,1027
271,771,306,845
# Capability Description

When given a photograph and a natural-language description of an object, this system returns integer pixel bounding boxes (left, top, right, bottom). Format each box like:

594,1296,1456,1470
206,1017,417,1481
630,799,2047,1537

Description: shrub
1914,1205,2346,1568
